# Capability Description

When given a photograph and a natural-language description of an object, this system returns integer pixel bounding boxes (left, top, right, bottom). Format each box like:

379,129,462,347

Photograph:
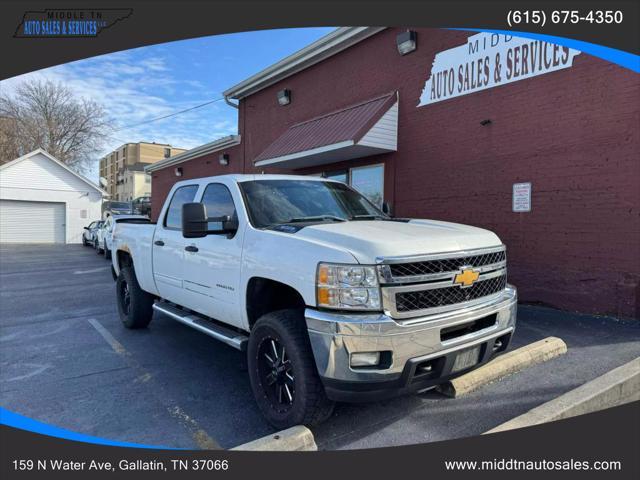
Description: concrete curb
437,336,567,398
485,357,640,434
231,426,317,451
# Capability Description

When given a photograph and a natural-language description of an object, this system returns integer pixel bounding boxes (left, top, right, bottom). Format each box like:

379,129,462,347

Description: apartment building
99,142,186,201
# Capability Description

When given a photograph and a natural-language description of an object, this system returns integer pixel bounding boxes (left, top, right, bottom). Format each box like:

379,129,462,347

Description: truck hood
294,219,502,263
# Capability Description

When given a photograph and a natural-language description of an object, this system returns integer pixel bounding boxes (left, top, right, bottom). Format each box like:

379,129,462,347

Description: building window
350,164,384,207
145,175,151,184
164,148,171,158
324,170,348,184
316,165,384,207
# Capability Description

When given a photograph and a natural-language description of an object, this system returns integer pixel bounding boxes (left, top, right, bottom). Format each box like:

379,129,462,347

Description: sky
0,27,334,181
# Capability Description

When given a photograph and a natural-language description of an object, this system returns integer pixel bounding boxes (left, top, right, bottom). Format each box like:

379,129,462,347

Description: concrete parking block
231,426,317,451
486,357,640,433
437,336,568,397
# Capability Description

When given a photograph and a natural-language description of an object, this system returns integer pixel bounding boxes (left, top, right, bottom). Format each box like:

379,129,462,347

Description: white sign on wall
418,33,581,107
513,182,532,212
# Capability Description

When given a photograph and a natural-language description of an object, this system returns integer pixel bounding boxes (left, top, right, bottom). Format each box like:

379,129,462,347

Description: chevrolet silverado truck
111,174,517,428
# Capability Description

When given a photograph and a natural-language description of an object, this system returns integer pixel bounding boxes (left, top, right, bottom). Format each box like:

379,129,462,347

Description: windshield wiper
286,215,347,223
349,214,389,221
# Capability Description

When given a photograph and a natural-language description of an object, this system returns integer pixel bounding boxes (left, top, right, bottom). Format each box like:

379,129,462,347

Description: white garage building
0,149,106,244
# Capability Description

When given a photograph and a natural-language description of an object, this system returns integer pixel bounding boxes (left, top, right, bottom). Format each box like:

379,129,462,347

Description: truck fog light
350,352,381,367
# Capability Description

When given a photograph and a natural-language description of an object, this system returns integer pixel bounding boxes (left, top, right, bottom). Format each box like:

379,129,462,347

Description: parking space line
5,363,51,382
74,266,110,274
168,406,220,450
86,318,220,449
87,318,128,356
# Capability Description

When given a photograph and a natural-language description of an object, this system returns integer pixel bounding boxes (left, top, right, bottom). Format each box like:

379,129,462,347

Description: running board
152,302,248,351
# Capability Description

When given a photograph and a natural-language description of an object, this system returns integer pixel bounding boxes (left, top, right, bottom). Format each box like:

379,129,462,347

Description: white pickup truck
111,174,517,428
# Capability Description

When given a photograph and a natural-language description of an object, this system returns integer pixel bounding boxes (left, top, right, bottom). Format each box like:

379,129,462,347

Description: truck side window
201,183,236,230
164,184,199,229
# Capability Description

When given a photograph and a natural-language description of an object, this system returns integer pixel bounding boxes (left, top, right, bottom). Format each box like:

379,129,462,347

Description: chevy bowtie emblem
453,268,480,287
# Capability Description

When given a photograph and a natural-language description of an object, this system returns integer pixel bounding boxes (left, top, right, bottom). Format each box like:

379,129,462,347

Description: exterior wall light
396,30,417,55
219,153,230,166
175,167,183,177
480,119,492,126
277,89,291,106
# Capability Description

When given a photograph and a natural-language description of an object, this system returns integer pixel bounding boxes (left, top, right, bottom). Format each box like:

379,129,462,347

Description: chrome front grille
395,275,507,312
388,250,506,279
378,246,507,319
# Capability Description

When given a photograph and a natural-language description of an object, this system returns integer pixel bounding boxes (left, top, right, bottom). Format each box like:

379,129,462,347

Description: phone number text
507,10,623,27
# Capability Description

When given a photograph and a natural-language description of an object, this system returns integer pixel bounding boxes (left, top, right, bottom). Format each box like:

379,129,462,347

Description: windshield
240,179,386,228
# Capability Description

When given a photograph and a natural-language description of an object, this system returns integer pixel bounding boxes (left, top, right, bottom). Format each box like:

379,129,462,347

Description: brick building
146,27,640,318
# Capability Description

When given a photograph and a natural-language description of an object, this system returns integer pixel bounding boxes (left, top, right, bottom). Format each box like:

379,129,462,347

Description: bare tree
0,79,111,172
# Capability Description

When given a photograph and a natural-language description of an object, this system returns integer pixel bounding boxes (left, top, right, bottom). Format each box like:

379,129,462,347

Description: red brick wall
151,28,640,318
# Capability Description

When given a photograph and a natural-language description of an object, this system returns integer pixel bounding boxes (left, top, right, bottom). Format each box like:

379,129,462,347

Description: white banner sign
418,33,581,107
513,182,532,212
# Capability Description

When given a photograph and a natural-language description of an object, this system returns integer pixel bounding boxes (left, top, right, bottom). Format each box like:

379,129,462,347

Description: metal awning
254,92,398,168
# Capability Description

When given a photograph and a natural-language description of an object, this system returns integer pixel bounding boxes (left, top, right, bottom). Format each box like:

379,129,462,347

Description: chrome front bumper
306,285,517,401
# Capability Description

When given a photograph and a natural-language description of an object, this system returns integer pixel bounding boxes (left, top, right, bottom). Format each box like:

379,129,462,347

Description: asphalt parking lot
1,244,639,449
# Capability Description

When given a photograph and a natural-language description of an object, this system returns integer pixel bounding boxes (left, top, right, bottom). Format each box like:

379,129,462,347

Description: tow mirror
382,201,392,217
182,203,238,238
182,203,207,238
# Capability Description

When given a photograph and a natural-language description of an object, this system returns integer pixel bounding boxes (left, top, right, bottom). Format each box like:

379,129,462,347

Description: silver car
82,220,103,247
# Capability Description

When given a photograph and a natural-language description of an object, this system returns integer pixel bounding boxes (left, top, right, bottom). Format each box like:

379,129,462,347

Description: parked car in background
102,201,133,218
97,214,150,259
132,196,152,216
82,220,103,247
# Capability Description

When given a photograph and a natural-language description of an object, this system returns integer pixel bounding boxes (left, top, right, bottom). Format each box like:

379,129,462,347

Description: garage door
0,200,66,243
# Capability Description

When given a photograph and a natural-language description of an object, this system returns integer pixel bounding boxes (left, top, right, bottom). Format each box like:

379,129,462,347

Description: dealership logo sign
14,8,133,38
418,32,581,106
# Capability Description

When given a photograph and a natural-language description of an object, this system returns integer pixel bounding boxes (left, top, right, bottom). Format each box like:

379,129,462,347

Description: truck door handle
185,245,199,253
154,240,165,246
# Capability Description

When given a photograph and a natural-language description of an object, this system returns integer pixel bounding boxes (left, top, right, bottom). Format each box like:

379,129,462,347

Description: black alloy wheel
116,266,154,329
247,310,335,428
257,337,295,411
119,278,131,316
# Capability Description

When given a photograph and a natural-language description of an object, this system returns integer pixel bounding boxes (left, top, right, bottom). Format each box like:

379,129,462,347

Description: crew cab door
182,182,244,328
152,184,199,304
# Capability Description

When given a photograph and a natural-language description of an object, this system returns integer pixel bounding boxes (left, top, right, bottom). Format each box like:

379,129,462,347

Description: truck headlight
316,263,381,310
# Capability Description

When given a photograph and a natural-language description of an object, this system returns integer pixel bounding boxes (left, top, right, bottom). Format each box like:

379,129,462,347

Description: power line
114,97,225,131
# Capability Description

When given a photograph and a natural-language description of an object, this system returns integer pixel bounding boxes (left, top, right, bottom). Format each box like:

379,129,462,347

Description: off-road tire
248,309,334,429
116,266,154,329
